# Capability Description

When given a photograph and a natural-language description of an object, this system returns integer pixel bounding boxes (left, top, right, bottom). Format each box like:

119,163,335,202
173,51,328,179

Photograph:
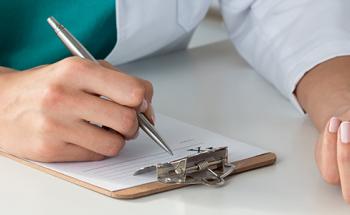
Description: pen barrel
138,113,172,155
47,16,97,62
56,29,97,62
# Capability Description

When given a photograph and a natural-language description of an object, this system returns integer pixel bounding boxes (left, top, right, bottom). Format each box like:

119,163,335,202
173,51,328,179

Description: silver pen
47,16,173,156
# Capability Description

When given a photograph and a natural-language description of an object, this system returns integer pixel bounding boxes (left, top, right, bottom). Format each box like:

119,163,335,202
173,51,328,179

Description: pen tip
168,150,174,156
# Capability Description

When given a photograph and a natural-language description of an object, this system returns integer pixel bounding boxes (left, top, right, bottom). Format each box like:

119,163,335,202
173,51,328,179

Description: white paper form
33,114,267,191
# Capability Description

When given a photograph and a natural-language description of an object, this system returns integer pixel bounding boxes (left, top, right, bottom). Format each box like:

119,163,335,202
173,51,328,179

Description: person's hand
296,56,350,203
0,57,154,162
316,114,350,203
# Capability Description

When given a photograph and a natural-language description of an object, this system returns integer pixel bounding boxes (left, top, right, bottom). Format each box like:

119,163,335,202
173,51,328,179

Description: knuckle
144,80,154,95
59,57,94,77
105,136,125,157
31,140,58,162
120,109,138,135
126,128,139,140
99,60,114,69
41,84,65,110
38,117,59,135
129,81,146,106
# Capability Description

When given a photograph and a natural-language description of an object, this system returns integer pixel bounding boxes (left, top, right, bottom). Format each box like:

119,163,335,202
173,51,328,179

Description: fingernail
340,122,350,144
329,117,340,133
140,99,148,113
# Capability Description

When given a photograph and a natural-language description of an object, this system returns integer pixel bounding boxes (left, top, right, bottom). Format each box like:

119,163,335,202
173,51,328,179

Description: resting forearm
296,56,350,131
0,66,17,73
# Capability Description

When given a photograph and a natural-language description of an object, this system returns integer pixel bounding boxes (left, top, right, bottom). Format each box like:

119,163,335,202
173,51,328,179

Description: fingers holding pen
51,57,155,131
69,58,155,123
44,57,158,157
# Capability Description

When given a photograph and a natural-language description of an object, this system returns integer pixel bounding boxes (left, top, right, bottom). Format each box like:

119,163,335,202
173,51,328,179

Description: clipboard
0,150,276,199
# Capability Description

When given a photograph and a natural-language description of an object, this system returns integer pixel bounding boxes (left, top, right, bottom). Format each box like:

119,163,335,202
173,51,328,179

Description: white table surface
1,40,349,214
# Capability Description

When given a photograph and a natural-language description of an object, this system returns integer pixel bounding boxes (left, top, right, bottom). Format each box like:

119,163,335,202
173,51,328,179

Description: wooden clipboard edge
113,152,277,199
0,151,276,199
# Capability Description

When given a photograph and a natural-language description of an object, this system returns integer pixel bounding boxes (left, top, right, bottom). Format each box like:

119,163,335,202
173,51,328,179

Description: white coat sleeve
219,0,350,112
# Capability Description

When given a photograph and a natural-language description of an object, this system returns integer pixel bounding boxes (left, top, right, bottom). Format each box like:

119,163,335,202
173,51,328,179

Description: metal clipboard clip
134,147,235,186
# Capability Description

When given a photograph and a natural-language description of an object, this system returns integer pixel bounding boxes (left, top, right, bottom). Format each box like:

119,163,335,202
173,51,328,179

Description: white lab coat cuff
284,40,350,114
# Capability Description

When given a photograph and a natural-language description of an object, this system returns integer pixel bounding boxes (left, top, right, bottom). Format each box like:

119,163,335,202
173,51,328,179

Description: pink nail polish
140,99,148,113
329,117,340,133
340,122,350,144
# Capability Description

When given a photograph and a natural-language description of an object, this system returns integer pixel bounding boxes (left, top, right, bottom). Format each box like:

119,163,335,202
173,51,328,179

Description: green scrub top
0,0,117,70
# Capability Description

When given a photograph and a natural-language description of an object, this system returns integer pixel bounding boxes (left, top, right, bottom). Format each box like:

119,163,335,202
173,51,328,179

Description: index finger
98,60,154,110
58,58,146,108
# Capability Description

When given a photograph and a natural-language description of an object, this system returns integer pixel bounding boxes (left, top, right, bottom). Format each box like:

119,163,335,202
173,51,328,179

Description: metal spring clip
134,147,235,186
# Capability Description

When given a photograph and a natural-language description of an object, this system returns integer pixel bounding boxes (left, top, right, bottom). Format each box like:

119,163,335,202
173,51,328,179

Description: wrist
0,68,23,102
296,56,350,130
